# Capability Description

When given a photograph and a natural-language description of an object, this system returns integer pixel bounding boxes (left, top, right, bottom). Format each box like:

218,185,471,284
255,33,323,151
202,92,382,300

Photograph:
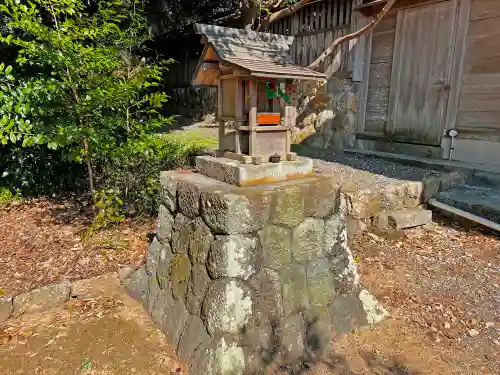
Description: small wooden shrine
192,24,326,164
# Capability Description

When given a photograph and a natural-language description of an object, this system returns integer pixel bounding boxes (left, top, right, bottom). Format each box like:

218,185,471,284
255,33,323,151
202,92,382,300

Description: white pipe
428,199,500,232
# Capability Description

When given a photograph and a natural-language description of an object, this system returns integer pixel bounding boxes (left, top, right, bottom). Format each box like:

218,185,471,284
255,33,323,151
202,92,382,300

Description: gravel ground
296,146,448,191
352,217,500,374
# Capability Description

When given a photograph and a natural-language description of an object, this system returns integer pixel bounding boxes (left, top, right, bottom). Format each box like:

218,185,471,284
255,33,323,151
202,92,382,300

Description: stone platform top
195,155,314,187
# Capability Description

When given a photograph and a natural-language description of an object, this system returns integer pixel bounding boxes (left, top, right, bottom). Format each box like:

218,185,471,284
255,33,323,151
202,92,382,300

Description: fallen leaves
0,198,153,296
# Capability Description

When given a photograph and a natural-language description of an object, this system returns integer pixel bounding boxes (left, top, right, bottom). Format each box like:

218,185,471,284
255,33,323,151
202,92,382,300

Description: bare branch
264,0,315,25
308,0,398,71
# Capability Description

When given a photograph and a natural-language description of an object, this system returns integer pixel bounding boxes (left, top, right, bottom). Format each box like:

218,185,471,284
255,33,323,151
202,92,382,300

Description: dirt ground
0,199,152,295
0,202,499,375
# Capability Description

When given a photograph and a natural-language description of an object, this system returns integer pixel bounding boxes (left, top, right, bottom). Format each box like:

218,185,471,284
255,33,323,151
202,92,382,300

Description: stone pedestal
125,164,388,375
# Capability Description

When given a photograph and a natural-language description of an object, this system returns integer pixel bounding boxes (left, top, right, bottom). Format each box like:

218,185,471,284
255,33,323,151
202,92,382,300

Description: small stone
12,281,71,318
304,177,339,219
145,236,164,276
443,322,451,329
262,225,292,268
156,205,174,243
186,264,210,315
272,185,305,228
124,266,149,302
278,313,306,362
161,296,189,347
306,258,335,314
177,179,202,219
172,213,192,254
330,295,368,334
292,218,325,263
188,217,213,264
156,242,174,289
0,295,13,323
202,279,253,335
304,312,332,358
358,290,389,325
485,322,495,329
251,267,284,322
373,209,432,230
208,338,246,375
207,234,260,280
177,315,210,361
160,171,179,212
71,273,119,300
201,191,270,235
118,266,135,283
281,265,309,316
468,329,479,337
169,254,191,301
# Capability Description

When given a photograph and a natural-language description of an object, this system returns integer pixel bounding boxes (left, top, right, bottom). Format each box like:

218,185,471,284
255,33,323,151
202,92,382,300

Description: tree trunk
240,0,260,30
83,138,95,197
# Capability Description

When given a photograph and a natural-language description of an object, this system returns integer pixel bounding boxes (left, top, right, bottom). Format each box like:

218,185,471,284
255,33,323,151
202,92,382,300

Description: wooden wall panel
462,73,500,93
466,35,500,59
470,0,500,21
458,1,500,135
457,111,500,129
370,32,396,63
464,54,500,74
363,14,397,133
459,93,500,112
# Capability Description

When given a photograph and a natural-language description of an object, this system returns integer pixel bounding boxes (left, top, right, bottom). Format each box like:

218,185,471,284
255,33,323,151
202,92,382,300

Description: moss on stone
169,253,191,300
272,185,305,228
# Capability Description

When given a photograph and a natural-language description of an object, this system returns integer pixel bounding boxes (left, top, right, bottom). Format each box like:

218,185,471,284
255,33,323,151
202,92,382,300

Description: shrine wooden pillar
284,79,297,155
248,78,258,156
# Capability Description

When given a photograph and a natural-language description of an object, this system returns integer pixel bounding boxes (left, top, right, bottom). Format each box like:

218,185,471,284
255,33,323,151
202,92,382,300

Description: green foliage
0,186,16,207
0,143,87,195
95,132,217,215
92,189,125,230
0,0,174,191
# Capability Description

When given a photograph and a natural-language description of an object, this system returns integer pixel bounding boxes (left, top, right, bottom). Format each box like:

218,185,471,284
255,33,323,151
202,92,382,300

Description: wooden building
165,0,500,169
352,0,500,168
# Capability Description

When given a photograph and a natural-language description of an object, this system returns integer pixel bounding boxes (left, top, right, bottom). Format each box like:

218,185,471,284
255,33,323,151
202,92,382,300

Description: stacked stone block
125,170,387,375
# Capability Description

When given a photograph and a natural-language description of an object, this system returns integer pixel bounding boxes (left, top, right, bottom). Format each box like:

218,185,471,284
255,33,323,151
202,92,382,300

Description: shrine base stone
124,170,388,375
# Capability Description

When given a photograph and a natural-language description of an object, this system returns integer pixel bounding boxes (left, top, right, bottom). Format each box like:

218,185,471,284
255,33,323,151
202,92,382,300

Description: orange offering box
256,112,281,125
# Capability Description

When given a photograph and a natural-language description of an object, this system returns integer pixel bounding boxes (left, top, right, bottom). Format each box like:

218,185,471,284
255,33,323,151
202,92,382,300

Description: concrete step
436,184,500,224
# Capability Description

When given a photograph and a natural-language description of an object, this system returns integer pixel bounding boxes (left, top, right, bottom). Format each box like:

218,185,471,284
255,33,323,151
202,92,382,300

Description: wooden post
217,73,225,154
284,80,297,154
248,78,258,157
234,77,243,154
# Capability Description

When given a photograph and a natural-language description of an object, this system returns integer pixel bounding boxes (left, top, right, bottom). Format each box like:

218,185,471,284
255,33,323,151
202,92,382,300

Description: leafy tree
0,0,173,195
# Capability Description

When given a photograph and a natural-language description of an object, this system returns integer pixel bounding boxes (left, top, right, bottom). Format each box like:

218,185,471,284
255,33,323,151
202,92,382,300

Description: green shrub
0,186,14,206
95,131,216,215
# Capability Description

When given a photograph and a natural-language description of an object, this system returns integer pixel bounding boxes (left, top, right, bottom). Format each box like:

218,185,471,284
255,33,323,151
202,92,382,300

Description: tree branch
260,0,315,29
308,0,398,71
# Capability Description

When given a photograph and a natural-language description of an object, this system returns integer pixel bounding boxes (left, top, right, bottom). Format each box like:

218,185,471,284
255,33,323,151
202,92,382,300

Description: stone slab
373,208,432,230
0,296,13,323
195,155,314,187
12,281,71,318
437,184,500,223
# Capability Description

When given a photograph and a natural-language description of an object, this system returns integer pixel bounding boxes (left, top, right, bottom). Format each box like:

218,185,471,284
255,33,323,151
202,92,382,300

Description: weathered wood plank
466,34,500,59
387,1,456,145
464,54,500,74
470,0,500,21
373,14,397,33
365,104,389,132
462,73,500,93
370,31,395,63
459,93,500,112
467,17,500,40
369,62,392,88
456,111,500,129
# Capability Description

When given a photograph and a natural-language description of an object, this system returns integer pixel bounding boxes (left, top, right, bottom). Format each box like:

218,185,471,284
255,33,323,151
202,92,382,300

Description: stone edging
0,269,134,324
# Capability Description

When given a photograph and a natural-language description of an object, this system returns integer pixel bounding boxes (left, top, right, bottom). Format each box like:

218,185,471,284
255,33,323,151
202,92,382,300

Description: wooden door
387,1,458,145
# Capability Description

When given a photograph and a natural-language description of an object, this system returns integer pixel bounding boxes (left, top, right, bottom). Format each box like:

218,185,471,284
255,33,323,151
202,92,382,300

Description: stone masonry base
124,170,388,375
